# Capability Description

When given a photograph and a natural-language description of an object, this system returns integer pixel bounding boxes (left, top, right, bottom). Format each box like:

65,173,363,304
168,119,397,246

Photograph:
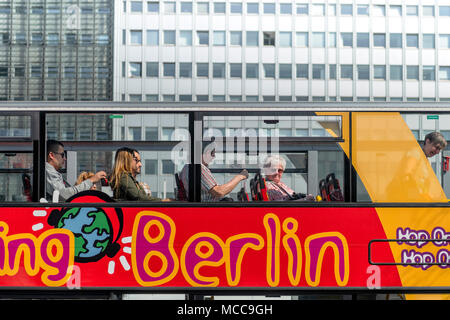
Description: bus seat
22,173,32,202
252,172,269,201
319,179,328,201
326,173,344,201
174,173,187,201
237,186,250,202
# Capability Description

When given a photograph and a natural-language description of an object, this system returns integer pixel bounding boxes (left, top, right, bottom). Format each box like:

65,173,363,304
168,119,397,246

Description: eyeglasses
53,151,66,158
133,157,142,164
277,169,284,173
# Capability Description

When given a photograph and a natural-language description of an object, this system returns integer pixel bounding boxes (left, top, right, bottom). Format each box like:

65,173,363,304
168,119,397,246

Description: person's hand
140,182,152,196
304,194,315,201
90,171,107,183
161,198,172,202
238,169,249,180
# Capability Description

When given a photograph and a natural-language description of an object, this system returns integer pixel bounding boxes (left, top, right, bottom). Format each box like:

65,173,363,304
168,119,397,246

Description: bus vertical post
32,111,46,201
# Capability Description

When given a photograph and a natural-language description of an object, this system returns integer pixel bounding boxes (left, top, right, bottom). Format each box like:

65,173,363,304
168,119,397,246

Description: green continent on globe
84,210,111,252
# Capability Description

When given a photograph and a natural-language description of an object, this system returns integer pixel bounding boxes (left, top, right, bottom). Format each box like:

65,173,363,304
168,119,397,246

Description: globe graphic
56,207,112,261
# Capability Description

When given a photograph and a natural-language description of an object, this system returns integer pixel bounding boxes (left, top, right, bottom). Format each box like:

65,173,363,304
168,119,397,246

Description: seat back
326,173,344,201
252,172,269,201
174,173,188,201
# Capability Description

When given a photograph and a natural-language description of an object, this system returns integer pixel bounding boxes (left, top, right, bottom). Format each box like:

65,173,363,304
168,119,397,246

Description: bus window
0,115,33,202
45,113,190,202
200,114,345,203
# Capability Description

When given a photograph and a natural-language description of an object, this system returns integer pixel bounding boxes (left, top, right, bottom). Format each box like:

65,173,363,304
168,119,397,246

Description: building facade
115,0,450,103
0,0,113,101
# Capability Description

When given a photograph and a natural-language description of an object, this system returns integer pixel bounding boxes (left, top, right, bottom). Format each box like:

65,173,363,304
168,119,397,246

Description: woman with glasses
110,147,165,201
263,155,315,201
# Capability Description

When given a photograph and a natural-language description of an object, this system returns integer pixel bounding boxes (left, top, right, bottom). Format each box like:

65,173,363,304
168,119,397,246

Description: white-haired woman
263,155,314,201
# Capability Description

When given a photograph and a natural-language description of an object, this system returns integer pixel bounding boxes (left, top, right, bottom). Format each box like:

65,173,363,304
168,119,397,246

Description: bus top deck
0,102,450,297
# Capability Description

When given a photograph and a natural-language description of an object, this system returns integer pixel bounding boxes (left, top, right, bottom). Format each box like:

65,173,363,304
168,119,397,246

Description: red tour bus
0,102,450,299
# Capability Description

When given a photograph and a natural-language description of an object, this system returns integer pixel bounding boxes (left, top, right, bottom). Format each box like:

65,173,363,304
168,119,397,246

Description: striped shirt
179,164,220,202
265,180,295,201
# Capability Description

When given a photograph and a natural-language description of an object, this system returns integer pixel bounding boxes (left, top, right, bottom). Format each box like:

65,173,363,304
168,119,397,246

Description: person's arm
209,170,248,198
120,174,161,201
46,166,93,201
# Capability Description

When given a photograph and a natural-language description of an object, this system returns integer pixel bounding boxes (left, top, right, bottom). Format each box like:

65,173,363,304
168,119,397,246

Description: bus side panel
0,205,404,289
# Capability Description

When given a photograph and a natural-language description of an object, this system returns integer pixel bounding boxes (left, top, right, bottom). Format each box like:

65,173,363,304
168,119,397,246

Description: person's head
131,150,142,176
75,172,96,190
202,142,216,167
263,155,286,184
111,148,135,189
423,132,447,158
47,140,66,170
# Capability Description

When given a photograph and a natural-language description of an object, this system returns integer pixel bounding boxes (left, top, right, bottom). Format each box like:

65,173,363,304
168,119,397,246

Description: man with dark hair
46,139,107,202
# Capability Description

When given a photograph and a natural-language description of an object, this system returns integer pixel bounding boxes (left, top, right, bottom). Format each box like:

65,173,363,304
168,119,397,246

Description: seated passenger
46,140,107,202
422,132,447,158
263,155,314,201
75,172,97,190
110,147,164,201
179,145,248,202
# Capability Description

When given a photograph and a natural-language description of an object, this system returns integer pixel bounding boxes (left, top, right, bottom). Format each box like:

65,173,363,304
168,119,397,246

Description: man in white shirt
46,140,106,202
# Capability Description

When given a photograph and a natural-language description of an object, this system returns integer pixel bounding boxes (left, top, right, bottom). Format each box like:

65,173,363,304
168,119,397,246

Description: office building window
129,62,142,77
329,32,336,47
263,32,275,46
280,3,292,14
179,63,192,78
246,63,259,78
373,33,386,48
197,31,209,45
230,63,242,78
230,2,242,14
230,31,242,46
147,30,159,45
164,30,176,45
279,64,292,79
146,62,158,77
296,64,308,79
423,34,435,48
329,64,337,79
439,67,450,80
247,3,259,14
163,63,175,77
312,32,325,48
341,33,353,47
213,31,226,46
357,33,369,48
406,34,419,48
407,66,419,80
145,160,158,175
263,64,275,78
247,31,259,46
406,5,418,16
312,64,325,79
130,30,142,45
296,32,308,47
197,63,209,77
180,2,192,13
341,4,353,15
279,32,292,47
440,6,450,16
164,1,176,13
374,65,386,80
179,95,192,102
357,4,369,15
148,2,159,12
213,63,226,78
197,2,209,14
423,6,434,16
341,65,353,79
357,65,370,80
390,33,402,48
423,66,436,80
312,4,325,15
373,5,385,16
214,2,226,13
296,4,308,14
131,1,143,12
440,34,450,49
389,5,402,16
179,30,192,46
264,3,276,14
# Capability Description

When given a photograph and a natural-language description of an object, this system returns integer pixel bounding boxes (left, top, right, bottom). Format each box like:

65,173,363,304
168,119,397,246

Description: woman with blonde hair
110,147,160,201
